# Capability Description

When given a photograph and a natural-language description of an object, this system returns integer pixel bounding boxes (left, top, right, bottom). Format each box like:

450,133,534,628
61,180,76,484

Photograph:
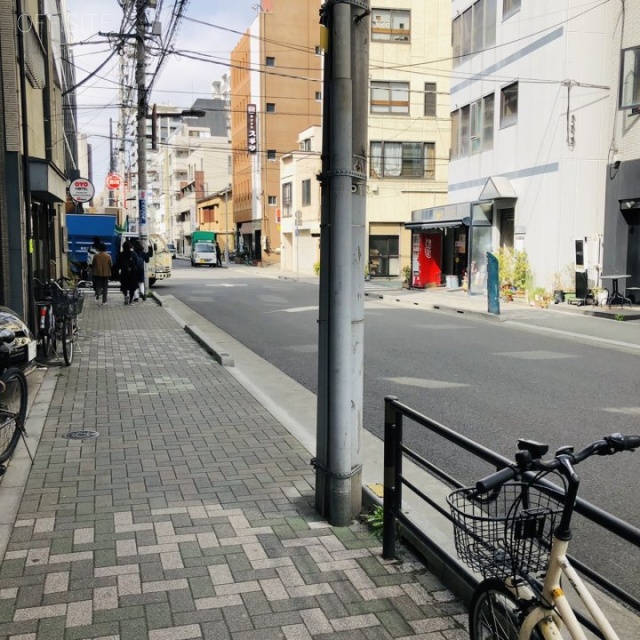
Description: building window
315,91,322,101
266,103,276,113
451,92,494,158
620,46,640,109
267,149,276,161
503,0,521,19
370,141,435,179
300,138,311,151
315,45,322,55
302,179,311,206
282,181,292,212
371,8,410,42
452,0,496,67
370,81,410,114
500,82,518,128
266,56,275,67
424,82,437,117
268,195,277,206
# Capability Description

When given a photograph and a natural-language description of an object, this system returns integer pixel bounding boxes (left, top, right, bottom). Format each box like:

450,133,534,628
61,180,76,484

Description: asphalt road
157,261,640,599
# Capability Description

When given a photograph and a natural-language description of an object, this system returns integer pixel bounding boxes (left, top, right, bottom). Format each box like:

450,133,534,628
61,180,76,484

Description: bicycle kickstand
19,429,35,465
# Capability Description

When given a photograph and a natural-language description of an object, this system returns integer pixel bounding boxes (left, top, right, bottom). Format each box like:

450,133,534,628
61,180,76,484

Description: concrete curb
367,291,505,322
184,324,235,366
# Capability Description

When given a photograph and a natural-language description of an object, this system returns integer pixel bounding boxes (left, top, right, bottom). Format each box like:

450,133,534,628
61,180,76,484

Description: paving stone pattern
0,299,467,639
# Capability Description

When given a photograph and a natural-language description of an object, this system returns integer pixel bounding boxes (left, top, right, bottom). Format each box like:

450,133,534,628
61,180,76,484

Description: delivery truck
66,213,172,286
190,230,217,267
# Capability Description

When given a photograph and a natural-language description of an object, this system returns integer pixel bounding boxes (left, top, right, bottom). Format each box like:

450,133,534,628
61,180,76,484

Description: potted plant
402,264,412,289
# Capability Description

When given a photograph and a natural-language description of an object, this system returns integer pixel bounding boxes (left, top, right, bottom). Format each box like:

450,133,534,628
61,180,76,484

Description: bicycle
448,433,640,640
0,365,30,472
33,277,84,366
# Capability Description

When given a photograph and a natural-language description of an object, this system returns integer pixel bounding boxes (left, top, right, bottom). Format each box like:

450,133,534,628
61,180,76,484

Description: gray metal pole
224,186,230,267
327,0,354,527
349,1,369,518
315,7,331,517
136,0,149,292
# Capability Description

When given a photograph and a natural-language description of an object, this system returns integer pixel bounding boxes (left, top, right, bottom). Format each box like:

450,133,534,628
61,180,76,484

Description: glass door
369,236,399,277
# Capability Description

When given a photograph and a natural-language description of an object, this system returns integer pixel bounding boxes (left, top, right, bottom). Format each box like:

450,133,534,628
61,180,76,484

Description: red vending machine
411,232,442,288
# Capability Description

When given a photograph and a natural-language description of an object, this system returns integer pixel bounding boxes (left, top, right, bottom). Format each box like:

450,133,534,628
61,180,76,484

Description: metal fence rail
381,395,640,624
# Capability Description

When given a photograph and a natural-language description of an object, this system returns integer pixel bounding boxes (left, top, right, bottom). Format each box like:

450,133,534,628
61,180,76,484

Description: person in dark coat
118,241,138,305
132,239,153,301
215,241,222,267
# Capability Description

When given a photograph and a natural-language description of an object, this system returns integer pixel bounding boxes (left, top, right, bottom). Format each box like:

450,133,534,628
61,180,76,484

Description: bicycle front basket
51,289,79,317
447,482,563,579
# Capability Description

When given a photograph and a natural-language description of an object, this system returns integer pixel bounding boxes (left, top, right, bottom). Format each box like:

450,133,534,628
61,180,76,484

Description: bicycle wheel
61,316,74,366
0,368,27,464
470,579,542,640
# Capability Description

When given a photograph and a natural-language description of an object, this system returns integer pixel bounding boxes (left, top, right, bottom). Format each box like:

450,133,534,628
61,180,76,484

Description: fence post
383,396,398,559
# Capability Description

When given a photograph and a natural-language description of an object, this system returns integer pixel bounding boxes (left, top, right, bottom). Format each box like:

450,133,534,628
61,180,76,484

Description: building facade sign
247,104,257,154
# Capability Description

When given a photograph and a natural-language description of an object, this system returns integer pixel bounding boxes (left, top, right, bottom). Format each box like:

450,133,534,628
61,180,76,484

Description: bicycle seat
517,439,549,459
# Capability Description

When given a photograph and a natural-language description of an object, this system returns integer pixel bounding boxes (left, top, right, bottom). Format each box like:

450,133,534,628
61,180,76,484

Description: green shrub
362,505,384,539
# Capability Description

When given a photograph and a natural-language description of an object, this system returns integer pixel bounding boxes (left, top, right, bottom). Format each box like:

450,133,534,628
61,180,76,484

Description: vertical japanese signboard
247,104,257,154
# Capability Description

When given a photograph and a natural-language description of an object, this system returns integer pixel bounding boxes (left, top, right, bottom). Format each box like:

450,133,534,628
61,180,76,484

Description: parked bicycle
0,333,28,470
448,433,640,640
33,277,84,366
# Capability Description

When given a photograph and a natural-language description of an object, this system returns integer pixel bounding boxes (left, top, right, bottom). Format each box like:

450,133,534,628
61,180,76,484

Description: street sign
105,173,122,190
69,178,95,203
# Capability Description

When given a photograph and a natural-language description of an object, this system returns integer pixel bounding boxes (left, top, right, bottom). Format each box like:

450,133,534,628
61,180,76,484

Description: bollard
487,251,500,315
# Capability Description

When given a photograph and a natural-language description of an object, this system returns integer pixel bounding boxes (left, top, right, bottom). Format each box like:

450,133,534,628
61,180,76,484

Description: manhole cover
63,430,99,440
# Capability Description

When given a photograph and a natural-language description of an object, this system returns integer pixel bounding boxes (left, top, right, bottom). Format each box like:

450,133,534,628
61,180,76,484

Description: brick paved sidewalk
0,297,467,640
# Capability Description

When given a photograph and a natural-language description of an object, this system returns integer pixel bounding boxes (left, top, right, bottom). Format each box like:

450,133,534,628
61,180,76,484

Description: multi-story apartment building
279,126,322,275
442,0,614,295
368,1,452,280
148,97,231,248
0,1,78,320
603,3,640,295
230,0,323,265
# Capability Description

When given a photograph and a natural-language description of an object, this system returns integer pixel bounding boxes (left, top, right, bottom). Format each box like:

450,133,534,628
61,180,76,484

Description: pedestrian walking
91,243,112,304
87,236,101,297
118,241,138,305
132,239,153,301
215,241,223,267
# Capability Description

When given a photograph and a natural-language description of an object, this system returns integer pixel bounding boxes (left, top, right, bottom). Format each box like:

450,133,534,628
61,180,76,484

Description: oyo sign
105,173,122,190
69,178,95,203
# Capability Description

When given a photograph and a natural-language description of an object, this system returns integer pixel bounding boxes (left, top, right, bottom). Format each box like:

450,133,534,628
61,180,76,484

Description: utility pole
136,0,149,291
224,185,230,267
315,0,370,526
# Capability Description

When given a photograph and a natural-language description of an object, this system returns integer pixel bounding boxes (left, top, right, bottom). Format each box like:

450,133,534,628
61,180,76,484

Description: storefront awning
405,218,469,231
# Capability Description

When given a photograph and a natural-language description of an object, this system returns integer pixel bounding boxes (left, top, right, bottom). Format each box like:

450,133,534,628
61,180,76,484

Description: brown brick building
230,0,322,265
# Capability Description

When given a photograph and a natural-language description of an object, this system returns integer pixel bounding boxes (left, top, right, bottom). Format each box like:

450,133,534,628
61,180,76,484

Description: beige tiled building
230,0,323,265
367,1,452,278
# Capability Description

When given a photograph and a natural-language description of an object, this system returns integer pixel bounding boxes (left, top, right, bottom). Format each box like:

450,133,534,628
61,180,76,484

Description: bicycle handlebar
476,433,640,493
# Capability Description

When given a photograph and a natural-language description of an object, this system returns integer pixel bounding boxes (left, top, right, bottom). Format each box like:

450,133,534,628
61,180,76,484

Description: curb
184,325,235,366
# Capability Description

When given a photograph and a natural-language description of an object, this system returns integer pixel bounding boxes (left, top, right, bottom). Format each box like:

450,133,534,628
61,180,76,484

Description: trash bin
446,275,459,289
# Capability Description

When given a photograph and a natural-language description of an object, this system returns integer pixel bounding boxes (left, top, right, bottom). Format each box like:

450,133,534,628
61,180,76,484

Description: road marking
601,407,640,415
205,284,248,288
383,377,467,389
265,306,318,314
496,350,579,360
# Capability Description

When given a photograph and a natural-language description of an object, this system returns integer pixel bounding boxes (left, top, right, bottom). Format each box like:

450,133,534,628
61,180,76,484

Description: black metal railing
382,395,640,621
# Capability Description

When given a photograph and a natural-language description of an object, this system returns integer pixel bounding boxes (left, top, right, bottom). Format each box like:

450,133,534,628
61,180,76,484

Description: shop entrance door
369,236,399,277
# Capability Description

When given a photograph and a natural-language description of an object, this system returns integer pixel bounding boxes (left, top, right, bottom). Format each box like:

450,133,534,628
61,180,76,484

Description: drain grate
63,430,99,440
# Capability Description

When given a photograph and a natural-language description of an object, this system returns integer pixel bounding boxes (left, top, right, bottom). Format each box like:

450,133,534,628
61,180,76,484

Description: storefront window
369,236,399,277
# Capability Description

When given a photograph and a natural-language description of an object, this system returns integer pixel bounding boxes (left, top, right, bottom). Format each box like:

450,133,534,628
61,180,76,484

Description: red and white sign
105,173,122,190
69,178,95,203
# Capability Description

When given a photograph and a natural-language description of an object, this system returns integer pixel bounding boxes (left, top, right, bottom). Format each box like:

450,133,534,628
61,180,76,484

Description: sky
66,0,260,193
